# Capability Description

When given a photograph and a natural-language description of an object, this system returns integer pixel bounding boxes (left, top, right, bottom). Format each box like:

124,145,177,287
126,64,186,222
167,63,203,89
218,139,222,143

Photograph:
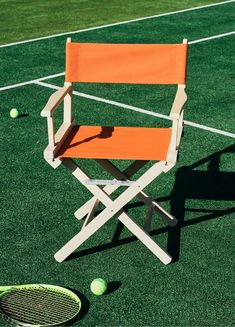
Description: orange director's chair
41,38,188,264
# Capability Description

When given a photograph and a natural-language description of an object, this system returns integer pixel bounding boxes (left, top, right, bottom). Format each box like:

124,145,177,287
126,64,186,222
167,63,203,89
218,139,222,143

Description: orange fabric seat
57,125,172,161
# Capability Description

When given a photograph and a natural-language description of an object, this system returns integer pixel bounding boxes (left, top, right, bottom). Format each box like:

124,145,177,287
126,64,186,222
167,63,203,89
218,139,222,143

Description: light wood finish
41,84,72,118
41,83,73,166
170,84,187,120
74,160,147,220
97,159,177,227
44,121,74,160
54,159,172,265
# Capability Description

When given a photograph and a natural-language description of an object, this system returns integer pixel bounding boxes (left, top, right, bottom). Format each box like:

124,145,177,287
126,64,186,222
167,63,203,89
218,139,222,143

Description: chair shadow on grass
167,143,235,262
69,144,235,263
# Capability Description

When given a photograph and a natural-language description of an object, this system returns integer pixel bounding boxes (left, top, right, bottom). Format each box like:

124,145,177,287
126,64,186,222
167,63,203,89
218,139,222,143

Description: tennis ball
10,108,19,118
90,278,107,296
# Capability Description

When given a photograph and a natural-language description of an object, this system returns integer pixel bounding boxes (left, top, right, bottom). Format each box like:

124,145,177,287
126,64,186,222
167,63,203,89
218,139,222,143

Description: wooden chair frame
41,38,188,264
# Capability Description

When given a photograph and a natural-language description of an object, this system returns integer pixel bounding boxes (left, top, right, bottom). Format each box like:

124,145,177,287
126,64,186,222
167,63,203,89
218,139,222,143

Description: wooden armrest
41,84,72,117
170,85,187,119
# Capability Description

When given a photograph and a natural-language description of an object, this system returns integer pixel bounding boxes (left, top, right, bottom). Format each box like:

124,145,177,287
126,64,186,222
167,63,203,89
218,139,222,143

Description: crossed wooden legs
54,158,177,264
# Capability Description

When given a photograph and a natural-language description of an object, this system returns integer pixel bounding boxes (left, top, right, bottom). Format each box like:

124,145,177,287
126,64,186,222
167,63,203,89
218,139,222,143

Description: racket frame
0,284,82,326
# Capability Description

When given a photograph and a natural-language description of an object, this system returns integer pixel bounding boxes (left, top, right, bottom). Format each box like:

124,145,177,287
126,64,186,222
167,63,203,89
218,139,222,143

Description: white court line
189,30,235,44
0,0,234,49
35,81,235,139
0,72,64,92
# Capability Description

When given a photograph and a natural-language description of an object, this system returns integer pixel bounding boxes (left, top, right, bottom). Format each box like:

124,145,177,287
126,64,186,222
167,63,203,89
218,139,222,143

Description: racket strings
0,288,80,325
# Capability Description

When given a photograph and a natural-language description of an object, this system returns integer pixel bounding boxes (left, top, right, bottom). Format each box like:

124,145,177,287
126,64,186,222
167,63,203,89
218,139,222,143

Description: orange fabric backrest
65,42,188,85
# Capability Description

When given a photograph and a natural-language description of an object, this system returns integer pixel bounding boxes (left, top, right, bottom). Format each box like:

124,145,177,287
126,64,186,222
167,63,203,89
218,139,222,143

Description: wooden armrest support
167,85,187,163
41,84,72,117
44,121,74,160
170,84,187,119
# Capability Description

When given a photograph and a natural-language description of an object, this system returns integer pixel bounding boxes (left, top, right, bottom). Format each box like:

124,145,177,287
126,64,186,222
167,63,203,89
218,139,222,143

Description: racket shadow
67,288,90,324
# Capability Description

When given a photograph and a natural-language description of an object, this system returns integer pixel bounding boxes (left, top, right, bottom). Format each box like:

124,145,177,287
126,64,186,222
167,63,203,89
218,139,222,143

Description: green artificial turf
0,0,226,45
0,86,234,326
0,1,234,326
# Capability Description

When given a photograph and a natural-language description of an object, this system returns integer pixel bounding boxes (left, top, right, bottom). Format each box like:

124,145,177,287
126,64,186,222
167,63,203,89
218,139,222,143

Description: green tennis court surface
0,1,234,326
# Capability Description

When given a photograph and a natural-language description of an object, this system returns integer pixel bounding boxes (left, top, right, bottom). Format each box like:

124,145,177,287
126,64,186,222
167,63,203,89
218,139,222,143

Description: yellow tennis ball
90,278,107,296
10,108,19,118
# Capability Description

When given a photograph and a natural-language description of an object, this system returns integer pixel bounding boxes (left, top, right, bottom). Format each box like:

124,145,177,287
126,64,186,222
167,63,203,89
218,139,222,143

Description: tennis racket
0,284,82,326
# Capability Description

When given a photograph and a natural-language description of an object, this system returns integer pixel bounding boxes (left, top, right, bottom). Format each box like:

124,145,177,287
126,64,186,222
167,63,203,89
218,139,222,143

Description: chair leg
74,183,120,220
55,158,173,264
55,207,172,265
143,204,154,232
82,198,100,229
118,212,172,264
55,209,127,263
97,159,178,227
74,160,156,224
152,200,177,226
74,160,147,220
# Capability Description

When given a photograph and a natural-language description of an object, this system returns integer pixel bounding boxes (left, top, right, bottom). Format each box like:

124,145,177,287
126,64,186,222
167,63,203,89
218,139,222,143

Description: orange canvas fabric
65,43,187,84
57,126,172,161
